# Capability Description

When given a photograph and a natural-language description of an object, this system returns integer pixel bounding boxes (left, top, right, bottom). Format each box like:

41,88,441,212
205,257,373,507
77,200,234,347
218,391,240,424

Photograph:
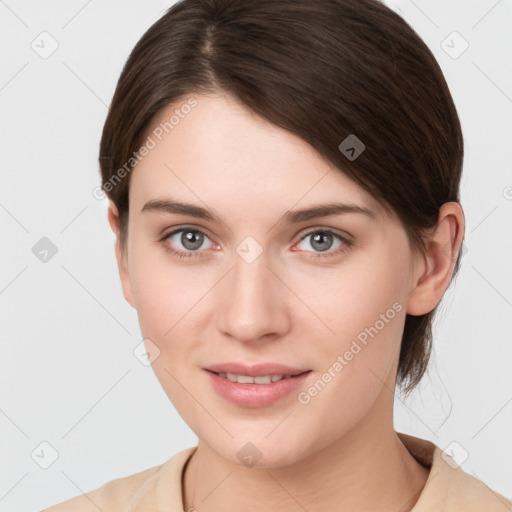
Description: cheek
290,255,409,412
293,276,406,444
128,241,203,334
292,252,407,345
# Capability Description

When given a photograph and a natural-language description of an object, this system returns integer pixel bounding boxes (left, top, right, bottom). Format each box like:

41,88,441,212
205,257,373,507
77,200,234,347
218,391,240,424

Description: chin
202,432,313,470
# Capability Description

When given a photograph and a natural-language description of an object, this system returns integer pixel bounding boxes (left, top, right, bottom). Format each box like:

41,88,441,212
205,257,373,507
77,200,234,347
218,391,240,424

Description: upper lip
205,362,311,377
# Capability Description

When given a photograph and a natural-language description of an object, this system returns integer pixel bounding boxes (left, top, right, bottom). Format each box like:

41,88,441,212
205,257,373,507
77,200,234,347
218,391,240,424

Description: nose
216,249,291,344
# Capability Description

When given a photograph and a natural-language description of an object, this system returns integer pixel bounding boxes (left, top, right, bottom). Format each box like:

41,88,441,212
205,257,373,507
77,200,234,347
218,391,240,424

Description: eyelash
159,226,353,260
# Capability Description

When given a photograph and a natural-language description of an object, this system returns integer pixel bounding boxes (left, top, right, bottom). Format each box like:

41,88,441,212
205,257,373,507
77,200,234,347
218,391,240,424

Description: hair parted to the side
99,0,464,396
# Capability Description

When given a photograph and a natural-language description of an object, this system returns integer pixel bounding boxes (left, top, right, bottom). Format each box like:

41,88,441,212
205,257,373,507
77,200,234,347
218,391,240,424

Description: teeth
254,375,271,384
217,372,288,384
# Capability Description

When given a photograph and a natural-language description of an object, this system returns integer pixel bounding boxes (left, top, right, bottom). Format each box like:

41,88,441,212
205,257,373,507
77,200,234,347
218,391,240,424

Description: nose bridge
216,244,289,342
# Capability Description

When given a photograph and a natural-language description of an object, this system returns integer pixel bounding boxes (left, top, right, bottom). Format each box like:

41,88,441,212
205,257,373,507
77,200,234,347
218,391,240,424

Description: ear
107,201,135,308
406,202,465,316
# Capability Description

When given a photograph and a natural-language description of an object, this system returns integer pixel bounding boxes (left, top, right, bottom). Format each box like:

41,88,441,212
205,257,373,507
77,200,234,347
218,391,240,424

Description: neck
182,412,430,511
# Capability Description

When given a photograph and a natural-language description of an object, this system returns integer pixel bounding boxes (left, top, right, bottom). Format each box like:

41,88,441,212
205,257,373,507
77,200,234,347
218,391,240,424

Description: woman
43,0,511,510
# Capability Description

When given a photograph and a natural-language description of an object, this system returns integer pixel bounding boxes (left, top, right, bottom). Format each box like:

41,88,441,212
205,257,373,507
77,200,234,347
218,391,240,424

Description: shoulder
438,460,512,511
40,464,162,512
415,442,511,511
396,432,511,511
40,447,197,512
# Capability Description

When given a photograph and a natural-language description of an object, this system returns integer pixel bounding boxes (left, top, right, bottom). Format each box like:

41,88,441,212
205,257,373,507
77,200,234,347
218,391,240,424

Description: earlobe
406,202,465,316
107,201,135,309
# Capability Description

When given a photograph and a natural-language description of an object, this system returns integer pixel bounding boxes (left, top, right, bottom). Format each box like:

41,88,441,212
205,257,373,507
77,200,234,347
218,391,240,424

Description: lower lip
205,370,311,408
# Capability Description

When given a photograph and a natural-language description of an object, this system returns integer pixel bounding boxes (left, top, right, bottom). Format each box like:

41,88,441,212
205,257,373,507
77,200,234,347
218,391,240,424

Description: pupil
182,231,203,250
312,232,332,252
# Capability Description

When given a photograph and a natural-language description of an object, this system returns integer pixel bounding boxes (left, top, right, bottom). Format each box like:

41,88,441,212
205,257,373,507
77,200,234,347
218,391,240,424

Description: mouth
205,362,311,378
208,370,310,384
204,366,312,408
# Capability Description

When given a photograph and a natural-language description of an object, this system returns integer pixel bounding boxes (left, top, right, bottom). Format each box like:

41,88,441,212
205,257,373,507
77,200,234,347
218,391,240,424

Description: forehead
130,93,388,221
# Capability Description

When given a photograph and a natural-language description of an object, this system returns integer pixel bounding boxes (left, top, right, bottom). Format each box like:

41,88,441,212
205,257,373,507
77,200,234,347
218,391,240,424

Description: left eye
295,229,347,255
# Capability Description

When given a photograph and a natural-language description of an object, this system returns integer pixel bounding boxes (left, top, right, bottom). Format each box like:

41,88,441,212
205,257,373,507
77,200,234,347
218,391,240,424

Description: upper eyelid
299,226,351,239
163,225,215,243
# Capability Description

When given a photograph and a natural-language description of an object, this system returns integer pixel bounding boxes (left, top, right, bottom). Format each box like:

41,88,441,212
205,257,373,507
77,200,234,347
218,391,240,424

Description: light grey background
0,1,511,511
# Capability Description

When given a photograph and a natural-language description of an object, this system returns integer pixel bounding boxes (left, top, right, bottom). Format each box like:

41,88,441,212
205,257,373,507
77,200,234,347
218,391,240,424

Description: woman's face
113,92,425,467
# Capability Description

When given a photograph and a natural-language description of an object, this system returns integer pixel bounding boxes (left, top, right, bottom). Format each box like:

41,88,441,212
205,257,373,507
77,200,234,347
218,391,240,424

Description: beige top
42,432,511,511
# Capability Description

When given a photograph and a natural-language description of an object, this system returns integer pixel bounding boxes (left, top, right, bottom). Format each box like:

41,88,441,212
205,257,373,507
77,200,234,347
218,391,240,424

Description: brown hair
99,0,464,395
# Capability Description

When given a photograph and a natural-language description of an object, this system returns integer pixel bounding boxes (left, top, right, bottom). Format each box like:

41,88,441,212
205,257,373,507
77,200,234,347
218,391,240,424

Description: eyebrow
141,198,376,226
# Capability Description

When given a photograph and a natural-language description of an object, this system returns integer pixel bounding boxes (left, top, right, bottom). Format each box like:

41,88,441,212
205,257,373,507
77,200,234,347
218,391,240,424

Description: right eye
160,227,218,259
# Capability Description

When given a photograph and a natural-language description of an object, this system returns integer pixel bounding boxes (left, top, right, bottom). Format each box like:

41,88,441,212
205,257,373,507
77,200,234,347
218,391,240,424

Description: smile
214,372,296,384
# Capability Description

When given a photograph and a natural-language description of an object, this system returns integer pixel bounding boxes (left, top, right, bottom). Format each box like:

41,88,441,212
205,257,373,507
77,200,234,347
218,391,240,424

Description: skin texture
107,92,465,511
